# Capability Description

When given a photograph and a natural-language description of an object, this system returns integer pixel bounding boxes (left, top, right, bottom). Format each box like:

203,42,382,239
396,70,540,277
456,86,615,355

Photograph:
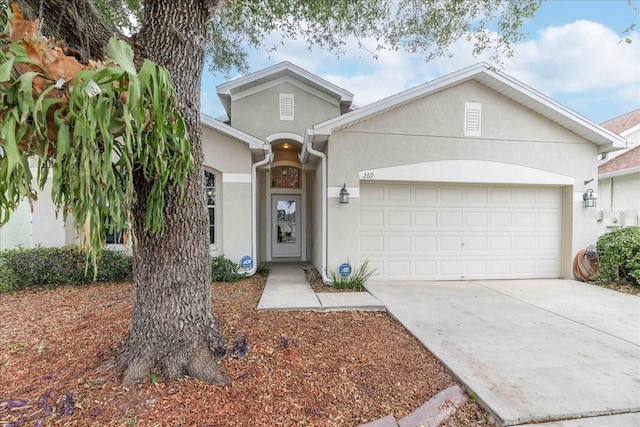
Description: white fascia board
598,167,640,179
621,123,640,138
200,114,264,149
216,61,353,103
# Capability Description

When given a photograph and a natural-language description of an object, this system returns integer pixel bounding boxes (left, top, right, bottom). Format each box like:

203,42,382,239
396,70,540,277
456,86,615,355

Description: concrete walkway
366,279,640,426
257,263,385,311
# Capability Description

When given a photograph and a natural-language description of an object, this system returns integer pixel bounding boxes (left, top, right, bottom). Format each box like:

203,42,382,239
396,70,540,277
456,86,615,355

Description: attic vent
280,93,294,121
464,102,482,137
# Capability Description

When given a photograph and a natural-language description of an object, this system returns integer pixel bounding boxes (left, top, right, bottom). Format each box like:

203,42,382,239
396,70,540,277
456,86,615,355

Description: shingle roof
598,144,640,175
600,109,640,135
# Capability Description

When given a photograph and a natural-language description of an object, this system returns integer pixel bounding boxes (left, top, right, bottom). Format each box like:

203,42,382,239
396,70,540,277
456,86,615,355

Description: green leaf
0,56,13,82
106,38,136,74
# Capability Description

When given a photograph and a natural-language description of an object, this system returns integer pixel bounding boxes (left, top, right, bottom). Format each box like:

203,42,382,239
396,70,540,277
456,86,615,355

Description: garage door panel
465,211,488,227
360,185,384,204
439,235,463,251
360,210,384,226
387,210,411,226
414,236,437,251
490,212,512,227
387,235,411,251
387,260,411,276
414,187,437,203
360,182,562,281
360,235,384,252
440,211,463,227
386,185,411,203
440,187,463,202
414,211,438,226
465,236,487,251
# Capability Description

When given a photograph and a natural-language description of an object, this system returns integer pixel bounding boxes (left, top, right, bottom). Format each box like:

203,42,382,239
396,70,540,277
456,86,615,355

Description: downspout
302,130,331,284
244,145,272,276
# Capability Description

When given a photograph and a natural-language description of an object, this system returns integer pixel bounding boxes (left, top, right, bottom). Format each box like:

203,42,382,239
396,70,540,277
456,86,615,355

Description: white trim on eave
309,62,626,151
201,114,264,149
598,167,640,179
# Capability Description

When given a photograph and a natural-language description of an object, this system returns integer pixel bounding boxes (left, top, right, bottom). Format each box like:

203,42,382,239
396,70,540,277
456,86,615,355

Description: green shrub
329,259,377,291
211,255,243,283
593,227,640,286
0,245,132,292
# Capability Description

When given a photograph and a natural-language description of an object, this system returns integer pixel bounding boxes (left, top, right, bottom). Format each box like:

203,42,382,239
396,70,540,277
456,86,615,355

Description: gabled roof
200,114,264,149
601,109,640,136
306,62,626,152
598,144,640,177
216,61,353,118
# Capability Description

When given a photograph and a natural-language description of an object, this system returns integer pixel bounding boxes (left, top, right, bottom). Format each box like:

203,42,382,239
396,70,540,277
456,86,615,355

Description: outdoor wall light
339,183,350,204
583,188,597,207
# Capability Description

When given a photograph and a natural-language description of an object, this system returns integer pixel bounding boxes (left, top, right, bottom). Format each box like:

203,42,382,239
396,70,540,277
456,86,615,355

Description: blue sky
200,0,640,124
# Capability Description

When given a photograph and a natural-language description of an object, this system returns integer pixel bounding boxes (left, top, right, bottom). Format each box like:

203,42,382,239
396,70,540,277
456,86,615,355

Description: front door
272,194,301,258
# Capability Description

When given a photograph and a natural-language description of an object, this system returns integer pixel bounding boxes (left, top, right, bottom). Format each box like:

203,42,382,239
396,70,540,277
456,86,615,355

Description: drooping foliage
0,4,191,269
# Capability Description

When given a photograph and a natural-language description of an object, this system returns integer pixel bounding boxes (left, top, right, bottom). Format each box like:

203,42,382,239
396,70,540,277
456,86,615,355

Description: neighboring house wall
597,110,640,236
325,80,598,279
597,173,640,234
0,203,31,250
230,80,340,139
0,171,72,250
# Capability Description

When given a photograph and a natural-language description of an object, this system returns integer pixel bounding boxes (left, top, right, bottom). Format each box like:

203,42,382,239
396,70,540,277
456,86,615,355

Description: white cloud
506,20,640,95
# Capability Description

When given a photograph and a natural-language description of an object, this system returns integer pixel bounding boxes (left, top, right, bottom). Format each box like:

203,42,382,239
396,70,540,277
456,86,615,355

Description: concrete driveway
366,279,640,426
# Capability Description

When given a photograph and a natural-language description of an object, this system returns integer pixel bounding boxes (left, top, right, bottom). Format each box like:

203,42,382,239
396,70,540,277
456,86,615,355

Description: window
204,171,216,245
279,93,294,121
271,166,301,188
464,102,482,137
104,228,124,245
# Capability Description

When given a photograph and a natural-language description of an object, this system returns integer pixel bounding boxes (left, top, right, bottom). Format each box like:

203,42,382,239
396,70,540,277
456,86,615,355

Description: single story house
596,109,640,235
1,62,626,281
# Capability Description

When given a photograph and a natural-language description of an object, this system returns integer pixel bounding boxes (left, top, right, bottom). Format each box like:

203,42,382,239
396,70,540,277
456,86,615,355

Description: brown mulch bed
0,276,490,426
600,282,640,296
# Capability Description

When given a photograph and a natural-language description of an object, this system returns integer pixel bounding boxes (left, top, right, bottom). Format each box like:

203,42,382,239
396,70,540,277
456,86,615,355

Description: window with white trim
204,171,216,245
279,93,294,121
464,102,482,137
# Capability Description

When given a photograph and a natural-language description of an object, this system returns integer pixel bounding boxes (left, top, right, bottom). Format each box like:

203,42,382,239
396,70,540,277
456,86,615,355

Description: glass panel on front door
276,200,296,244
272,194,301,258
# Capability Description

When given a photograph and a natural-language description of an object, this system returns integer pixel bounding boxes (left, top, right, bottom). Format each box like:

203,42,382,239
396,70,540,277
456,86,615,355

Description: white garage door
359,183,562,281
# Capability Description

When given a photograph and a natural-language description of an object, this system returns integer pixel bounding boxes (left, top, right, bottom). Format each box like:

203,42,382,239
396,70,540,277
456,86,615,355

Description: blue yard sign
240,256,253,269
339,263,352,277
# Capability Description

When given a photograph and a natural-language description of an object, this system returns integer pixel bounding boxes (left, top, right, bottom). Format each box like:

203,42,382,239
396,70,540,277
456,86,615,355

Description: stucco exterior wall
597,173,640,235
325,80,599,279
230,80,340,139
0,203,31,250
202,127,253,264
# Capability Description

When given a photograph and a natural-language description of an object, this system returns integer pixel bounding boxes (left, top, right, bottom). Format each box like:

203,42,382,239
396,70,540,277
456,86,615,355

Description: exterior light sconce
339,183,350,204
583,189,597,207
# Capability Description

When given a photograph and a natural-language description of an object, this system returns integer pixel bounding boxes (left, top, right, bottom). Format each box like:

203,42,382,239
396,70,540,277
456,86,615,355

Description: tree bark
13,0,121,61
119,0,227,384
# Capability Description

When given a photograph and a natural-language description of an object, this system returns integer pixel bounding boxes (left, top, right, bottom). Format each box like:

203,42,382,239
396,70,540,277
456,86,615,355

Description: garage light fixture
339,183,350,204
583,189,597,207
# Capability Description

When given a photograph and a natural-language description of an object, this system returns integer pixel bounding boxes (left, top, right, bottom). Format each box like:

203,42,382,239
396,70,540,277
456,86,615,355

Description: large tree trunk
17,0,227,385
119,0,227,384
